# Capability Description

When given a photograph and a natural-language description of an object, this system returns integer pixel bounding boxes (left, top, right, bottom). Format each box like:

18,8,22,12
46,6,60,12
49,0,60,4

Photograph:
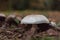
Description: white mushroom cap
7,14,16,18
0,13,6,17
50,21,57,27
21,15,49,24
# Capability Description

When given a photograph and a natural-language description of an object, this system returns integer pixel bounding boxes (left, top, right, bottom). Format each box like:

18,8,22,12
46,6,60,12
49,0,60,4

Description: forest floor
0,10,60,40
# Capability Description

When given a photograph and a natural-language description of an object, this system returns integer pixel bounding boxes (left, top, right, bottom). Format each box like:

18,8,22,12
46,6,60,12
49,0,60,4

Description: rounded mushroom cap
21,15,49,24
0,13,6,17
7,14,16,18
50,21,57,27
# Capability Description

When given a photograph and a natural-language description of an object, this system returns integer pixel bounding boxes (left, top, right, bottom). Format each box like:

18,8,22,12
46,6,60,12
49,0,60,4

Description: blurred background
0,0,60,11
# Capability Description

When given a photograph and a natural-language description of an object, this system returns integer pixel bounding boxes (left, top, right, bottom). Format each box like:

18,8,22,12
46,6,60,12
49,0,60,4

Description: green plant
44,37,55,40
31,37,42,40
57,22,60,27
